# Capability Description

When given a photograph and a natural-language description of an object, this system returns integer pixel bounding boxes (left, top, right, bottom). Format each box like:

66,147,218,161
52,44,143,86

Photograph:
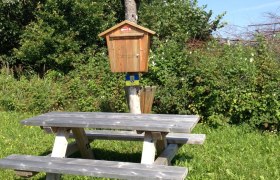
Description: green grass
0,111,279,180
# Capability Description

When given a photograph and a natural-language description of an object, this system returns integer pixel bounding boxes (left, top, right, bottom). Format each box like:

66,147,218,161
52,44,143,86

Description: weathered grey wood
65,141,89,158
154,144,179,166
165,133,206,145
151,132,163,140
71,128,94,159
42,126,58,134
22,112,199,122
156,134,167,155
47,141,93,158
0,155,188,180
66,133,205,162
24,112,199,120
50,128,69,158
21,112,200,133
141,132,156,164
69,130,206,145
46,128,69,180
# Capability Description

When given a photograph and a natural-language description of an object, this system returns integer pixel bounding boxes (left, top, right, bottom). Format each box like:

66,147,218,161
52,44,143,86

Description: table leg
141,132,156,164
154,144,179,165
156,133,167,155
46,128,69,180
71,128,94,159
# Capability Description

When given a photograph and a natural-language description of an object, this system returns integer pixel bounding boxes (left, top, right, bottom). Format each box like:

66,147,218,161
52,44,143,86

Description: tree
0,0,40,67
13,0,121,74
4,0,224,74
124,0,139,23
124,0,142,114
138,0,225,48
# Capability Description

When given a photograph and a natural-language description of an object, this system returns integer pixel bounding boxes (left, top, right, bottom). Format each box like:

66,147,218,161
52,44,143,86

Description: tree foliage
138,0,224,47
12,0,123,74
0,0,40,55
1,0,224,74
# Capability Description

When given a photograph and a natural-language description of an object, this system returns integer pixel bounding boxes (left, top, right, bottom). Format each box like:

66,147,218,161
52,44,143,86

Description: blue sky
197,0,280,37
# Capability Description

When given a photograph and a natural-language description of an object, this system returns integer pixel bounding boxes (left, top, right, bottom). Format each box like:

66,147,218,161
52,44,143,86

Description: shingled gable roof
98,20,156,38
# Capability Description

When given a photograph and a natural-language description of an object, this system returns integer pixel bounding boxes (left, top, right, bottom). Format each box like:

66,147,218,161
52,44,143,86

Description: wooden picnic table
0,112,204,180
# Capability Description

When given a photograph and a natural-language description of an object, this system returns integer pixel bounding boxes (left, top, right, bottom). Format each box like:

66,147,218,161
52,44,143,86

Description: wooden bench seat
69,130,206,145
0,154,188,180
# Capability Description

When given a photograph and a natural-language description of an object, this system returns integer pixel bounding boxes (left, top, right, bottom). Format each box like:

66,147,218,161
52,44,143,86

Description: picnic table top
21,112,200,133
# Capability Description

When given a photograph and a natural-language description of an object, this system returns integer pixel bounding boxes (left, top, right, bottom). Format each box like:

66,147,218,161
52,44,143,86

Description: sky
197,0,280,38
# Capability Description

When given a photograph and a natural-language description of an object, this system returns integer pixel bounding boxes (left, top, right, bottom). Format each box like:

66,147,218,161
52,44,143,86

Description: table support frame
46,128,69,180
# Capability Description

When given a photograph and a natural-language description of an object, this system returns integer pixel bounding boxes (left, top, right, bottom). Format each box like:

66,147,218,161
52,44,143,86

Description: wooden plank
127,38,140,72
140,88,146,113
80,130,144,141
23,119,195,133
69,130,206,145
0,155,187,180
155,133,167,155
125,39,129,71
123,37,140,72
48,141,93,158
21,112,200,133
71,128,94,159
109,33,144,38
116,39,126,72
107,35,116,72
42,126,58,134
140,33,149,71
23,112,199,121
50,128,69,158
151,132,163,140
146,35,151,70
165,133,206,145
46,128,69,180
140,86,156,113
156,139,167,155
24,116,195,125
98,20,155,38
141,132,156,164
154,144,179,166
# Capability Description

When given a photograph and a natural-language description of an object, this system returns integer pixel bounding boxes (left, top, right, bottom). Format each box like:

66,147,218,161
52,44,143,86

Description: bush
0,50,127,113
12,0,122,74
0,39,279,130
144,39,280,130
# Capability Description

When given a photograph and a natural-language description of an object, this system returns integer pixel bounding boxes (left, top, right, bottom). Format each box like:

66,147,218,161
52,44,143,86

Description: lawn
0,111,279,180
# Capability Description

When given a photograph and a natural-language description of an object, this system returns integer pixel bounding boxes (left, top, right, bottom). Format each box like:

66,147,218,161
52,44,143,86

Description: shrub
0,50,127,113
143,39,279,130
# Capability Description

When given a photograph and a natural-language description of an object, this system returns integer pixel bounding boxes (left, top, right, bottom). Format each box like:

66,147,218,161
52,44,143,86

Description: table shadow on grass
172,153,194,164
68,148,142,163
38,150,53,157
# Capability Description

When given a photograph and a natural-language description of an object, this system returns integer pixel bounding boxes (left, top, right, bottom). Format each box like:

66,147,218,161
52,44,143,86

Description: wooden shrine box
99,20,155,72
